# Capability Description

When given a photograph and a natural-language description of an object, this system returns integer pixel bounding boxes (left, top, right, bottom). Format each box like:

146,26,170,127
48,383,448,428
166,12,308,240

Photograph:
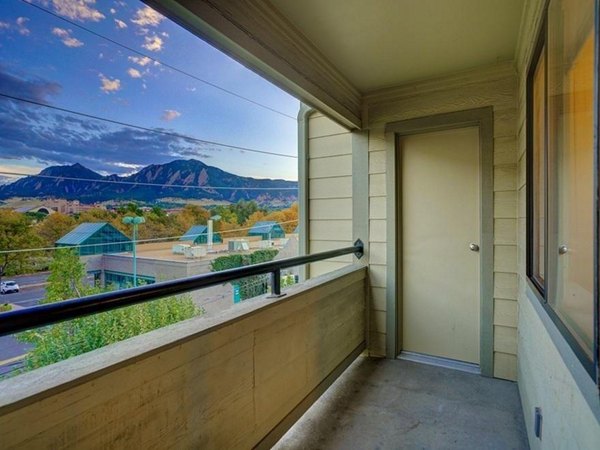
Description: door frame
384,107,494,377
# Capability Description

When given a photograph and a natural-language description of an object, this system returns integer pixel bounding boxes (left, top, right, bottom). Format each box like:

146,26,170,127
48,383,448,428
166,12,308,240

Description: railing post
268,269,285,298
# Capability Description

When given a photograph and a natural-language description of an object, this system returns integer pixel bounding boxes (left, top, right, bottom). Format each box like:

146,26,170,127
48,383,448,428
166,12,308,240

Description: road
0,272,48,307
0,272,48,376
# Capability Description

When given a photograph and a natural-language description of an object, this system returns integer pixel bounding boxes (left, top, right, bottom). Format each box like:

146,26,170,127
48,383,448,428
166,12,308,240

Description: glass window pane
548,0,595,357
532,47,546,285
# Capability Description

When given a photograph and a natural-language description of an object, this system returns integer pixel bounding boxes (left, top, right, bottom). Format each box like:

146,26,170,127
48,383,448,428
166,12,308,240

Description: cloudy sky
0,0,300,183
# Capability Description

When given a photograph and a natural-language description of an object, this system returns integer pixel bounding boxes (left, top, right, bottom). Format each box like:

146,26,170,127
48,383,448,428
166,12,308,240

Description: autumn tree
36,213,76,246
263,202,298,233
242,210,267,230
176,204,210,233
0,210,42,283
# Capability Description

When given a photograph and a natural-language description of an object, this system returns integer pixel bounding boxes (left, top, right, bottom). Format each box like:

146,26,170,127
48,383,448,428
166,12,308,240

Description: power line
0,170,298,190
0,93,298,159
0,219,299,255
21,0,297,121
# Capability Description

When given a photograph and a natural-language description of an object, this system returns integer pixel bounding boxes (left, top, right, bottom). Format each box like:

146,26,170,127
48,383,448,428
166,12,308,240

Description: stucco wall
515,0,600,446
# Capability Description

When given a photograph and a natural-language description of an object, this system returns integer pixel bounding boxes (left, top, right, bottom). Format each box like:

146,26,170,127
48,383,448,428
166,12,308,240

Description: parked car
0,281,20,294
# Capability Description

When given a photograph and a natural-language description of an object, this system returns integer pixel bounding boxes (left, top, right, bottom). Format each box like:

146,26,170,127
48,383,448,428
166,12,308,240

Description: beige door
400,127,480,364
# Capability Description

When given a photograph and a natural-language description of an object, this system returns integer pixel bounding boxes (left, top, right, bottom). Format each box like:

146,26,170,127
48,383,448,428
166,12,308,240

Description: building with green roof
55,222,133,256
247,221,286,240
180,225,222,245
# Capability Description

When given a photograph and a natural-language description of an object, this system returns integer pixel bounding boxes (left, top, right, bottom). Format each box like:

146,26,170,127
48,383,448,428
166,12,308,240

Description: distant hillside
0,159,298,204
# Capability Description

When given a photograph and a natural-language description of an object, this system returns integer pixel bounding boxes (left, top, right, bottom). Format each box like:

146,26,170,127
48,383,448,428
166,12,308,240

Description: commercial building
55,222,132,256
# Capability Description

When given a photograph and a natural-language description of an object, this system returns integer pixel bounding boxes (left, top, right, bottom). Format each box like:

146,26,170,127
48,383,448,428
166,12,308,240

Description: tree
0,210,41,283
264,203,298,233
117,202,143,216
17,248,202,372
243,210,268,231
43,248,97,302
36,213,76,246
178,204,210,228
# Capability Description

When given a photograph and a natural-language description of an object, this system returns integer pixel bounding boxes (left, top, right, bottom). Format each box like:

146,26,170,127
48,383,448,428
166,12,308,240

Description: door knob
558,245,568,255
469,243,480,252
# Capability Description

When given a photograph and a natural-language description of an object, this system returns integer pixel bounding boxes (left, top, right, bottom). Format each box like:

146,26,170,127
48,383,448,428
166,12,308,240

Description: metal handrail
0,240,364,337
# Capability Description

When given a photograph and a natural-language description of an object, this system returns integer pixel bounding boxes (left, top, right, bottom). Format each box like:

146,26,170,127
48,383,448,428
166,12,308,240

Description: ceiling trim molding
362,61,517,107
148,0,362,129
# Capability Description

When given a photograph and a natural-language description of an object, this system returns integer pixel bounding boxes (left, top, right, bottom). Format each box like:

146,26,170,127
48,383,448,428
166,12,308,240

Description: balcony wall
0,265,367,449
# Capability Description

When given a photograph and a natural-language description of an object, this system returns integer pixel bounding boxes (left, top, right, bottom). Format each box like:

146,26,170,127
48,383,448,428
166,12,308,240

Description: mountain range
0,159,298,204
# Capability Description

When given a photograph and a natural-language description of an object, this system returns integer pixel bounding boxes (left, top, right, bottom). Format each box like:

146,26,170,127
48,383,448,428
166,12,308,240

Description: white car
0,281,20,294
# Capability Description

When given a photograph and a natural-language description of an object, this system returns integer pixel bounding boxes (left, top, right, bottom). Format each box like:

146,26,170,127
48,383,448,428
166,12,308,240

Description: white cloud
50,0,105,22
131,6,164,27
142,35,163,52
99,74,121,93
52,27,83,47
114,19,127,29
128,56,155,67
0,22,10,30
161,109,181,121
127,68,141,78
110,8,116,14
16,17,30,36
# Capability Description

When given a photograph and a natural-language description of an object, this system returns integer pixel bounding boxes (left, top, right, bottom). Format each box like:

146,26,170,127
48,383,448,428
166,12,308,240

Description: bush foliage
17,249,201,371
211,249,279,301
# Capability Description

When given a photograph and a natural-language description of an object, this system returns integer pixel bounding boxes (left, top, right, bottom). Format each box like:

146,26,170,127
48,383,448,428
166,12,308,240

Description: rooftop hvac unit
258,240,275,249
228,239,250,252
172,244,190,255
184,246,207,258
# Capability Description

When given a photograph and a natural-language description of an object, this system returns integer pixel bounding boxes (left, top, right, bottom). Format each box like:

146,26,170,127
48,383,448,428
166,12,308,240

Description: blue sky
0,0,300,182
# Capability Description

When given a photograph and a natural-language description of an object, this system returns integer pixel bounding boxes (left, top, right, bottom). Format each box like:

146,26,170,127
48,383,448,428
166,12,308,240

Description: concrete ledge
0,264,367,449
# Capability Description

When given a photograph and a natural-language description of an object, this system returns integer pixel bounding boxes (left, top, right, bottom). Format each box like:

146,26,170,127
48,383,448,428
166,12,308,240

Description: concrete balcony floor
274,357,529,450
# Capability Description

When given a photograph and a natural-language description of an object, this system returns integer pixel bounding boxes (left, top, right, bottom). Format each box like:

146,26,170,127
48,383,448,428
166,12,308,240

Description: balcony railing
0,239,364,337
0,241,367,449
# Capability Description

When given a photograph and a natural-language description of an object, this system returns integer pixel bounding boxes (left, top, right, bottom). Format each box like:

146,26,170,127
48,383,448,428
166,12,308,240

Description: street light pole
122,216,145,287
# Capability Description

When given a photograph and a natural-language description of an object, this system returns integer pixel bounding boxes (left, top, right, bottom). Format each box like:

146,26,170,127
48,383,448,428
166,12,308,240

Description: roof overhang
148,1,525,130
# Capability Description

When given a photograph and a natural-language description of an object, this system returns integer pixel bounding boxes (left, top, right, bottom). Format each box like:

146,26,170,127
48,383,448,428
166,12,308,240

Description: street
0,272,48,308
0,272,48,377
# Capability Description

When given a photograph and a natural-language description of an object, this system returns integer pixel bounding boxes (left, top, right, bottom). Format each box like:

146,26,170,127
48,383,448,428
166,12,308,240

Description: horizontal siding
494,299,518,327
308,177,352,199
308,154,352,179
309,220,352,241
309,199,352,220
365,62,519,378
308,115,349,139
308,133,353,159
307,112,353,279
494,191,518,219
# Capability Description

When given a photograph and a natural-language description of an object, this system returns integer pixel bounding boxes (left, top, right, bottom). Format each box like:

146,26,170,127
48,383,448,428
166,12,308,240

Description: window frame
526,2,600,383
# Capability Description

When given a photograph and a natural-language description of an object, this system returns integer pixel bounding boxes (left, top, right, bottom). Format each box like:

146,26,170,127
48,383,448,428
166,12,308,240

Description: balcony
0,246,528,449
275,357,527,449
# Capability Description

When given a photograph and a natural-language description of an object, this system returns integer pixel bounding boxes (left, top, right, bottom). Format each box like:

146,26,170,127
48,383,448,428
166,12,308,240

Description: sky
0,0,300,183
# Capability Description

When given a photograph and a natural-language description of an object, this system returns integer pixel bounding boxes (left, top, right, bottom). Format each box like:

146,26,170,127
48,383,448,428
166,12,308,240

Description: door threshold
398,351,481,375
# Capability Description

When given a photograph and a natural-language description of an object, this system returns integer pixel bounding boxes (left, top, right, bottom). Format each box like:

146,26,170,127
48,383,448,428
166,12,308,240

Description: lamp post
208,215,221,251
122,215,145,287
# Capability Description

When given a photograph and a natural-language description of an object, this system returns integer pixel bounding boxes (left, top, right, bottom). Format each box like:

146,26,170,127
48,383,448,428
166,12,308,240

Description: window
527,0,597,375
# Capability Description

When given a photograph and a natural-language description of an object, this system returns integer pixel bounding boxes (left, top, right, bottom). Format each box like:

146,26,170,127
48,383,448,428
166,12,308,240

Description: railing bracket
354,239,364,259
